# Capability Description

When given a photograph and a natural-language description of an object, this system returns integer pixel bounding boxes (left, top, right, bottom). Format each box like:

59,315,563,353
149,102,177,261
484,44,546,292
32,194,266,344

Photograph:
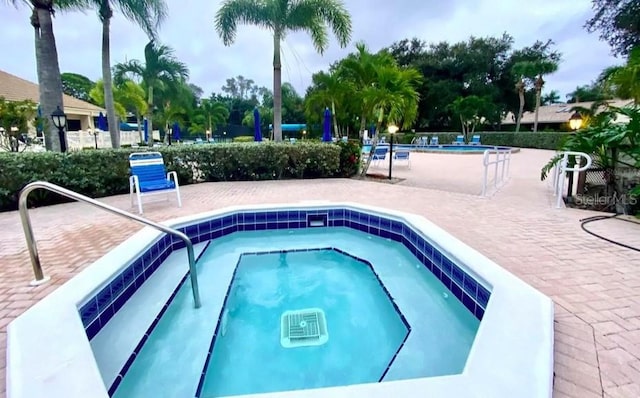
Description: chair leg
136,192,143,214
175,187,182,208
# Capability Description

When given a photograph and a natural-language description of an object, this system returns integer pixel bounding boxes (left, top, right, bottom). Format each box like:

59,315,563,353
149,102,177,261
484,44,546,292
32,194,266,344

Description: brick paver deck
1,149,639,397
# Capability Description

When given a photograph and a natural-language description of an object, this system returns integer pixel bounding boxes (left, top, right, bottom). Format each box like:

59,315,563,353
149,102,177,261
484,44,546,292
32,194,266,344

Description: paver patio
1,148,639,397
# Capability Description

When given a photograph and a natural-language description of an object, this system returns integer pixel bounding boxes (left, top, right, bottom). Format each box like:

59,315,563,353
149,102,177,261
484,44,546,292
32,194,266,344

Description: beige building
502,99,634,130
0,69,105,133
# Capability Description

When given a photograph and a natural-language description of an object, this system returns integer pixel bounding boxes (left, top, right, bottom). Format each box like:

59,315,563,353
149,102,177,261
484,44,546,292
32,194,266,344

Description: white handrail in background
554,151,593,208
481,148,512,196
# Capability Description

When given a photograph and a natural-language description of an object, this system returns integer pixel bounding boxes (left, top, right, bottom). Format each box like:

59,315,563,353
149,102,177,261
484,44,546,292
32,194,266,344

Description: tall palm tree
114,41,189,141
214,0,352,142
88,0,167,148
10,0,87,151
512,60,559,132
513,77,525,133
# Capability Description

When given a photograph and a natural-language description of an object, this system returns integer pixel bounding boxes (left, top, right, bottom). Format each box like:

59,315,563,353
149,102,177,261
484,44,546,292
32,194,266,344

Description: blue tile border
79,207,491,345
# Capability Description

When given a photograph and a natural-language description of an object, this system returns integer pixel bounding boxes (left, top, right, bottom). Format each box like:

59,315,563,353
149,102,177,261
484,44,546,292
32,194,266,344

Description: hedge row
0,141,361,211
386,131,566,150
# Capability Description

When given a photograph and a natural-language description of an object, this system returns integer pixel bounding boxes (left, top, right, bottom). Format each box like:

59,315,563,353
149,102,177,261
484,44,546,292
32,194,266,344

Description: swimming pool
362,144,517,154
7,203,553,398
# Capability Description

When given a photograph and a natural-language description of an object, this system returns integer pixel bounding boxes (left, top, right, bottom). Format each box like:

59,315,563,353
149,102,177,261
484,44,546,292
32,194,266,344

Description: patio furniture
453,135,464,145
129,152,182,214
430,136,439,145
470,135,481,145
371,146,389,167
393,150,411,169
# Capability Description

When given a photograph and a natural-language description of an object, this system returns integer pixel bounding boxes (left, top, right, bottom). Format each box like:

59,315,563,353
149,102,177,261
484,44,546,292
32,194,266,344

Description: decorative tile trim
79,208,491,345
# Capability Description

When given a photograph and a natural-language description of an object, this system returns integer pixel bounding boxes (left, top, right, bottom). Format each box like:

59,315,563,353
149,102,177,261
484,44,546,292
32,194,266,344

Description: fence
481,148,512,196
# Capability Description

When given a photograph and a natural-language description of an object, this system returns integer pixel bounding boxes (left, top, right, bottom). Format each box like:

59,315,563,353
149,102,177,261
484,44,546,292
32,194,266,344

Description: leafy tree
586,0,640,56
221,75,266,100
214,0,352,142
196,98,230,134
61,72,95,103
114,41,189,141
117,80,148,140
448,95,492,139
304,70,348,137
89,80,127,118
0,97,37,152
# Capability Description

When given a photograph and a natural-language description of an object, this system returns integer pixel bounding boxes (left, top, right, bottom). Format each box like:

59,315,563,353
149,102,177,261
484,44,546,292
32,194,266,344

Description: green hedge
0,142,356,211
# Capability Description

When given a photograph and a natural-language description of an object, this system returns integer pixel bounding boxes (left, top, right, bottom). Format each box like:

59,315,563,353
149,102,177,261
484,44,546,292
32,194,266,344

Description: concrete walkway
1,149,639,397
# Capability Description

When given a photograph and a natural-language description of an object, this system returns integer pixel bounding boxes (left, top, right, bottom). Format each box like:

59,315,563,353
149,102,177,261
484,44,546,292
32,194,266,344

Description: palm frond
214,0,273,45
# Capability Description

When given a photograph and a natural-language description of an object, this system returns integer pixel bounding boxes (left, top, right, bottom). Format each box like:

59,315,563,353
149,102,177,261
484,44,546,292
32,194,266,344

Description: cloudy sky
0,0,622,101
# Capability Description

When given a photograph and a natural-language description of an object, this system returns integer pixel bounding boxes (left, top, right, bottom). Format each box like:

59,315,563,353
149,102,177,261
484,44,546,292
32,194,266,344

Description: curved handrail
18,181,201,308
555,151,593,209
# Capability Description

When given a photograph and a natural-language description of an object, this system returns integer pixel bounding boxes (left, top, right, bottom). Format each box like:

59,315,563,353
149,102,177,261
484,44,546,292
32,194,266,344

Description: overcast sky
0,0,622,101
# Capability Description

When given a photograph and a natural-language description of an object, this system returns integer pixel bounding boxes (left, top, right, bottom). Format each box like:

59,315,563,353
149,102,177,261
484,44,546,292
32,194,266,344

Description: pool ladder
18,181,202,308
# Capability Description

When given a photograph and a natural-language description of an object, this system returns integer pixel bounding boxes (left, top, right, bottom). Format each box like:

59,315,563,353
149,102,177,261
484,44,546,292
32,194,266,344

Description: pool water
200,249,408,397
108,228,479,398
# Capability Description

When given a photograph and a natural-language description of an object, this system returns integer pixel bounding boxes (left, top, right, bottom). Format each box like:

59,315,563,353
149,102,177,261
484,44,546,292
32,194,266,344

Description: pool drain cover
280,308,328,348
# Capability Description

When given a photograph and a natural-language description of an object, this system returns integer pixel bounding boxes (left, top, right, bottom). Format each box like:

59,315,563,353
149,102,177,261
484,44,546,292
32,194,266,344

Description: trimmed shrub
336,140,362,177
0,142,346,211
411,131,566,149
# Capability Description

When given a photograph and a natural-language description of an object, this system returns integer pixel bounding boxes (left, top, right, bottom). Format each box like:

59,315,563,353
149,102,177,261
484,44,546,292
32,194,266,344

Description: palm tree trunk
35,3,65,152
533,75,544,133
146,85,154,143
331,100,339,138
272,32,283,142
101,11,120,148
516,89,524,133
136,113,143,143
359,113,367,138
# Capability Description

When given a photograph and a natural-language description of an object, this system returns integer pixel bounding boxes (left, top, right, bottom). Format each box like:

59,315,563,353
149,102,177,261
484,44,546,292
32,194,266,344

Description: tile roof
502,99,634,125
0,69,104,112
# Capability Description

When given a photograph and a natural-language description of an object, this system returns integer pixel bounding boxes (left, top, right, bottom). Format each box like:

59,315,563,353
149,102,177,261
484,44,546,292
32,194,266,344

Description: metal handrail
481,148,512,196
18,181,201,308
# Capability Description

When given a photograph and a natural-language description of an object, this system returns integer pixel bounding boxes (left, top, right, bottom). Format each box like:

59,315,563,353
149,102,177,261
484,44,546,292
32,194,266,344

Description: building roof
502,99,634,125
0,69,104,114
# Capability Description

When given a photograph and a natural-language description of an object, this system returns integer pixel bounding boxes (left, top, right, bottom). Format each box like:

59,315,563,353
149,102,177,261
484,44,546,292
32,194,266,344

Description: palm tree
336,43,396,136
116,80,148,141
199,99,230,135
9,0,88,151
514,77,525,133
512,60,559,132
305,70,346,137
114,41,189,142
88,0,167,148
602,46,640,104
214,0,352,142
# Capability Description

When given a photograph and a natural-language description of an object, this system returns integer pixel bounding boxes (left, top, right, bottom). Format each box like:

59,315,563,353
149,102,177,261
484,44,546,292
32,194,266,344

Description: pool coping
6,201,553,398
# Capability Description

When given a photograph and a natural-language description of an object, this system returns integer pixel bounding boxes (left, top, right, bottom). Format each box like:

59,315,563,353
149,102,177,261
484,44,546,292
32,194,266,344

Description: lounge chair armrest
129,174,139,187
167,170,179,183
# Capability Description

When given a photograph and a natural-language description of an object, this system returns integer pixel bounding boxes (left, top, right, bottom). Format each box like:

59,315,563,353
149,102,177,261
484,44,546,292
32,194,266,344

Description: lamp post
387,124,399,180
51,106,67,152
569,111,583,131
90,128,99,149
566,111,584,202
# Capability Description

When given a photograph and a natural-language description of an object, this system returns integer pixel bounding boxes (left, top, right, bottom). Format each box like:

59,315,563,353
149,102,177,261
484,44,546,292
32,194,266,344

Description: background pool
362,144,511,153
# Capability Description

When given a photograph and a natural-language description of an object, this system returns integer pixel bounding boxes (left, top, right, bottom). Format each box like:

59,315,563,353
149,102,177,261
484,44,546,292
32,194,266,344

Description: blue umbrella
98,112,108,131
143,118,149,143
172,121,181,141
253,107,262,142
322,107,332,142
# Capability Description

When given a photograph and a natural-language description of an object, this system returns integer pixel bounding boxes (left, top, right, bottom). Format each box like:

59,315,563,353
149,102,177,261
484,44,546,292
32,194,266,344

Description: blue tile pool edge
78,207,491,343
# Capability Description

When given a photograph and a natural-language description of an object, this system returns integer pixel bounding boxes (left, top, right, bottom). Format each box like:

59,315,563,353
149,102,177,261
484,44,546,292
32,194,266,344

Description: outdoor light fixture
90,128,99,150
51,106,67,152
388,124,399,180
569,111,583,131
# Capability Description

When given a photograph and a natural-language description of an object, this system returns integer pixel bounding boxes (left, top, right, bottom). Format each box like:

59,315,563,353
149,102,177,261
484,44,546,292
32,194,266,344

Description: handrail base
30,276,51,286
